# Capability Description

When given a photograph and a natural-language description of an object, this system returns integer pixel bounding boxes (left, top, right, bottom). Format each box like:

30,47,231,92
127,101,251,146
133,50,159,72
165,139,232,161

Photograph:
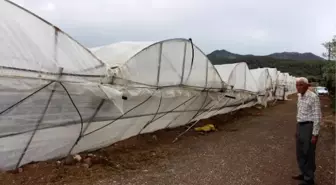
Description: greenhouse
0,2,230,169
275,71,287,100
214,62,259,93
0,0,298,171
250,68,274,106
266,68,278,92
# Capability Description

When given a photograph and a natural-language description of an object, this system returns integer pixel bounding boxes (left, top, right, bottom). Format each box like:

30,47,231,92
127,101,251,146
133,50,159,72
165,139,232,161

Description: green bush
319,62,335,112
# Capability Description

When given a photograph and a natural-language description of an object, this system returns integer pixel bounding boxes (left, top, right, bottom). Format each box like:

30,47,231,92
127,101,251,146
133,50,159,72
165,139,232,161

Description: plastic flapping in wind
91,42,155,68
212,62,260,113
92,39,226,91
88,39,256,136
275,72,298,100
213,64,297,103
250,68,273,94
214,62,259,93
0,1,240,170
0,0,105,78
250,68,274,106
285,75,297,98
275,71,287,100
265,68,278,92
0,0,297,171
0,39,253,170
0,0,108,170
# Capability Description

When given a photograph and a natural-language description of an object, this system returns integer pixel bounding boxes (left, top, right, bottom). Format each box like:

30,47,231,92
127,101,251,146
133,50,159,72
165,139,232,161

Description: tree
321,35,336,111
322,35,336,61
321,35,336,90
321,61,335,90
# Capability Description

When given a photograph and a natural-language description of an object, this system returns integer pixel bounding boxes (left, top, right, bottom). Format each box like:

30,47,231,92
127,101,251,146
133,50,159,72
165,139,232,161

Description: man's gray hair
296,77,309,84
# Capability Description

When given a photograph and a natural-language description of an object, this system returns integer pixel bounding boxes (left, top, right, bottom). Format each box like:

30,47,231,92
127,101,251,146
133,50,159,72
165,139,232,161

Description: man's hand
311,135,318,144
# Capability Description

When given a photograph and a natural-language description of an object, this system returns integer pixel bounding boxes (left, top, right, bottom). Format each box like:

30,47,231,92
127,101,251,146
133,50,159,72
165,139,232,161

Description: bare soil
0,95,334,185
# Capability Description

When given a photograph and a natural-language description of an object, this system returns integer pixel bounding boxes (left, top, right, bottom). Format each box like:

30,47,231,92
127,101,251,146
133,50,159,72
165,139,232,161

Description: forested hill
207,50,326,80
208,50,325,61
267,52,325,61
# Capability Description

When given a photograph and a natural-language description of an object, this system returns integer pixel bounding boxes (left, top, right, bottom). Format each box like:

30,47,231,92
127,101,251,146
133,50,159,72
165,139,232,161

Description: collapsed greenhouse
250,68,273,107
0,0,297,170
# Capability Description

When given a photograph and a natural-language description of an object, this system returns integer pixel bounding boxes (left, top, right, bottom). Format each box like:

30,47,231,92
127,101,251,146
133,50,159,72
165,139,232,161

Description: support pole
16,67,63,169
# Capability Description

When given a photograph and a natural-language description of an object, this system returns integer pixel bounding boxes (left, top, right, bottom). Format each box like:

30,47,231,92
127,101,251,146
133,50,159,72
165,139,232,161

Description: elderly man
292,77,322,185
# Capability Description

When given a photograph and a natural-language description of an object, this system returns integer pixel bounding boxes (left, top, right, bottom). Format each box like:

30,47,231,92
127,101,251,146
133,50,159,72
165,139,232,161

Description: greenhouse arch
92,38,227,90
0,0,299,171
214,62,259,93
0,0,105,77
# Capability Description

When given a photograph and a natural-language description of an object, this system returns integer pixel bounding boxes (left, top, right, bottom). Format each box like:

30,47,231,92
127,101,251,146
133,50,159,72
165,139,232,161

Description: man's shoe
292,174,304,180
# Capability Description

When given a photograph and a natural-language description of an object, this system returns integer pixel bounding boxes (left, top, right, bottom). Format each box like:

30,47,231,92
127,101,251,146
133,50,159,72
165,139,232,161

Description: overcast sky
12,0,336,56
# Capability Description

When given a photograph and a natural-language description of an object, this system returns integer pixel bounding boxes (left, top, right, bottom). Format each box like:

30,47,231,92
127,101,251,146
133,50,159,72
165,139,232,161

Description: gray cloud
11,0,336,56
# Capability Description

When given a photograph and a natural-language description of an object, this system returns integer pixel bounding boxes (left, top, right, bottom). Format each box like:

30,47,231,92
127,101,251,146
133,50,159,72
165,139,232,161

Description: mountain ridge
207,49,326,79
208,49,325,61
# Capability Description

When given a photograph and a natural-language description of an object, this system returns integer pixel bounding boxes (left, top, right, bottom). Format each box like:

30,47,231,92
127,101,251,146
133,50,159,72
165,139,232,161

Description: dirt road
1,96,335,185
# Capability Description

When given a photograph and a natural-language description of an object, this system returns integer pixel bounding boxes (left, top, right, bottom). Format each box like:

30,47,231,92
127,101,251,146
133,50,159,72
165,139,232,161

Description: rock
152,135,158,141
73,154,82,162
83,157,92,167
82,163,90,169
64,155,76,165
9,168,23,174
255,106,263,109
87,153,94,157
91,156,101,164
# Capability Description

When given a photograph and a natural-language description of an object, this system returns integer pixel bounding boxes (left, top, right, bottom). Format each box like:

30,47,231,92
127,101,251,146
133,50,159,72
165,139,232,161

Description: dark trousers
296,121,316,181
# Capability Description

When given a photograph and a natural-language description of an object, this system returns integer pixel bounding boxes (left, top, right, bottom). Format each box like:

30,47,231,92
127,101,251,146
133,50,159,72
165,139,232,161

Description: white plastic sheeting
88,39,257,137
91,42,154,68
250,68,273,106
274,72,297,100
0,0,297,171
0,0,105,77
266,68,278,92
0,37,254,170
213,63,260,110
214,62,259,93
290,76,297,94
285,75,297,98
275,71,287,100
0,5,237,170
250,68,273,94
214,63,297,103
0,0,106,170
92,40,226,90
